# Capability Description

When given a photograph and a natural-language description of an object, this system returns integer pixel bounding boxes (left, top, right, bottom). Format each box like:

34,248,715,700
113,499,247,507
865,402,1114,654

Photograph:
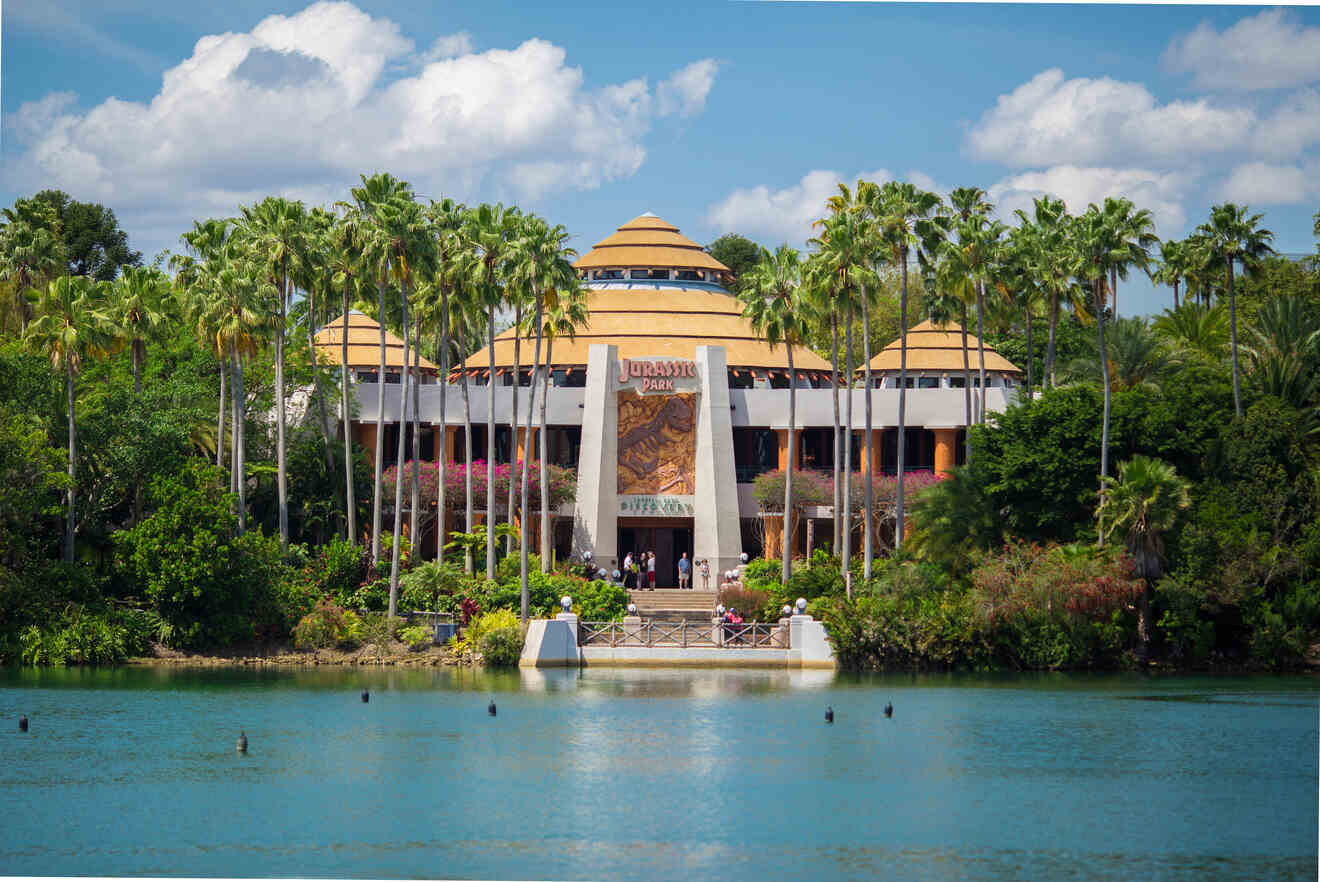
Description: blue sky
4,1,1319,316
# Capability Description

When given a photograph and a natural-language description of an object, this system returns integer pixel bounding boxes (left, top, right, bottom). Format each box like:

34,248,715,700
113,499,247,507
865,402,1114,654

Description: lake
1,665,1315,881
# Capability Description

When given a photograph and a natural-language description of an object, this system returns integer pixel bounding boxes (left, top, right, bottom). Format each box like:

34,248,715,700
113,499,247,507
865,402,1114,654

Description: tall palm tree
1151,301,1230,364
1096,455,1191,658
1153,239,1189,309
948,188,1002,427
109,266,173,396
23,275,112,561
742,244,807,582
800,256,843,559
464,203,520,582
326,213,365,544
0,198,65,333
1197,203,1275,417
238,196,309,550
175,218,235,473
509,215,579,612
873,180,943,550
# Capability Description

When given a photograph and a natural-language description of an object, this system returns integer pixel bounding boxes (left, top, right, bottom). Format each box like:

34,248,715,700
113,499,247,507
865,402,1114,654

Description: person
677,552,690,589
647,551,657,589
729,607,744,644
623,552,634,589
699,559,710,591
631,552,641,588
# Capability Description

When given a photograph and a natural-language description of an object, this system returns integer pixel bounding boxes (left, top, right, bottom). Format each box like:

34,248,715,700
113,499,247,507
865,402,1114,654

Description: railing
578,621,789,649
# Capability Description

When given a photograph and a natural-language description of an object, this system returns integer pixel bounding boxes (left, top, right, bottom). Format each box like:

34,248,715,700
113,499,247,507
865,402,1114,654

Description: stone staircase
629,589,718,622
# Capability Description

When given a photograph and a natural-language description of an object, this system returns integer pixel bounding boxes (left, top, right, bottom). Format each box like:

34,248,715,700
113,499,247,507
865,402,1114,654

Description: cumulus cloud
656,59,721,118
1164,9,1320,91
706,168,893,244
988,165,1190,236
966,68,1252,168
1,1,719,253
1252,88,1320,158
1220,160,1320,205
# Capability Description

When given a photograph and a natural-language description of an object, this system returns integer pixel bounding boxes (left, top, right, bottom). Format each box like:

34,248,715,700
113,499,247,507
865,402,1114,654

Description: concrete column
862,429,884,473
933,427,959,475
572,344,618,567
444,425,458,463
431,427,443,463
694,345,742,579
763,514,783,560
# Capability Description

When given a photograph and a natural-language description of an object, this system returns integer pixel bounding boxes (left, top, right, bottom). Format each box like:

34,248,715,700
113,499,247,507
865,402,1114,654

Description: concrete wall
693,345,744,579
571,345,618,565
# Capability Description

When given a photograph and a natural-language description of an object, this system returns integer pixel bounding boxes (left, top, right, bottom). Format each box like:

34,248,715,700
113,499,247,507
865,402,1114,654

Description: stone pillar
933,427,959,475
516,426,537,464
862,428,884,473
572,344,618,566
763,514,783,561
444,425,458,463
694,346,743,580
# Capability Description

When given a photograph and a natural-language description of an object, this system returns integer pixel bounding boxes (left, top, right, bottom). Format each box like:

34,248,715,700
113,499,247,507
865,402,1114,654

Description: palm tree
1153,239,1188,309
1101,197,1159,318
108,266,173,396
238,196,309,550
326,213,366,544
23,275,112,561
509,215,579,612
464,203,520,582
1197,203,1275,417
1096,455,1191,658
1064,316,1173,392
948,187,1002,427
742,244,807,581
873,180,943,550
175,219,237,475
1151,301,1230,364
800,256,843,559
0,198,65,332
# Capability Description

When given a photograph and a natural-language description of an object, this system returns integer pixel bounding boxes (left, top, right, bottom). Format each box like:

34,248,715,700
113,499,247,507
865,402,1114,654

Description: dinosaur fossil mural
617,390,696,495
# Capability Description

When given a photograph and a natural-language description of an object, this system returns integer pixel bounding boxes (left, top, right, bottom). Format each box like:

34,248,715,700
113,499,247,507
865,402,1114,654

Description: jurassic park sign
617,358,697,393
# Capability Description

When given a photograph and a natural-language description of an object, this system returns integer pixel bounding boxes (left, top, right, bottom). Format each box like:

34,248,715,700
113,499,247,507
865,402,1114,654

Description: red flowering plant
970,540,1143,627
382,460,576,540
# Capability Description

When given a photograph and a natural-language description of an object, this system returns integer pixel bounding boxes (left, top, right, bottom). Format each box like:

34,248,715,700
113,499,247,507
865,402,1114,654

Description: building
344,213,1022,584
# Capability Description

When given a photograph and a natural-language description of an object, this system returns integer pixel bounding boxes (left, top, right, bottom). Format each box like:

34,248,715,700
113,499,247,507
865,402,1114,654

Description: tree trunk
861,286,874,577
976,281,988,425
506,302,522,557
342,285,357,546
842,306,854,579
435,290,448,564
783,343,796,584
276,274,289,550
230,350,239,496
409,318,422,549
217,353,227,471
485,304,497,582
539,335,554,573
65,362,75,564
1228,260,1241,418
371,271,387,569
1024,308,1034,401
895,253,908,550
521,293,543,620
1095,278,1112,548
830,313,842,559
1110,266,1118,316
1173,278,1180,310
235,353,247,535
459,328,475,575
1046,291,1059,389
961,302,973,462
308,285,341,535
388,285,411,617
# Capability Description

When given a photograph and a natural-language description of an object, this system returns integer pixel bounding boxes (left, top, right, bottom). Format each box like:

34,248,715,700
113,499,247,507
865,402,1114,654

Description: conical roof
574,213,730,272
314,311,438,372
463,287,832,372
863,320,1021,375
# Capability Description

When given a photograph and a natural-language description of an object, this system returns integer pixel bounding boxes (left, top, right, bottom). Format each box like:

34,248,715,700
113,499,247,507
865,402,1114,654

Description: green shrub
292,598,347,650
574,579,629,621
337,610,365,648
399,624,433,651
741,558,780,585
480,626,523,666
18,606,152,666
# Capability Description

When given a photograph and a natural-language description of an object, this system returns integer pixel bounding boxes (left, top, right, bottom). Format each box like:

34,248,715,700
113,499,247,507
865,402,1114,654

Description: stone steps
629,590,718,622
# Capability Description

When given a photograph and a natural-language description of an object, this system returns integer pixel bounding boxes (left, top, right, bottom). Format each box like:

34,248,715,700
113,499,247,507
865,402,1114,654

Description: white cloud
2,1,719,252
706,168,893,245
1164,9,1320,91
988,165,1190,236
656,59,721,118
1220,160,1320,205
420,31,474,63
1252,88,1320,158
966,68,1252,168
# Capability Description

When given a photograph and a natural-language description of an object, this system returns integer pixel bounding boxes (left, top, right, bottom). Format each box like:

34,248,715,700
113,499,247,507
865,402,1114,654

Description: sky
3,0,1320,317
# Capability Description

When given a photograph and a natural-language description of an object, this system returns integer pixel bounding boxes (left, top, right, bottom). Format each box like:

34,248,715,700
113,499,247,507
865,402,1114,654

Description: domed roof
463,287,832,372
863,320,1021,375
574,213,731,272
314,311,437,371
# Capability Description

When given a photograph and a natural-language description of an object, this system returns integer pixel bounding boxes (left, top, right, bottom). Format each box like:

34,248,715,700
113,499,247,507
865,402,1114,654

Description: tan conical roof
574,213,730,272
314,311,437,372
862,320,1021,375
463,288,831,372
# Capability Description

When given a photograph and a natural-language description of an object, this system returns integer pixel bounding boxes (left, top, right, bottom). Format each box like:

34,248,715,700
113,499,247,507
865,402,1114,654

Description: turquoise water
1,665,1316,881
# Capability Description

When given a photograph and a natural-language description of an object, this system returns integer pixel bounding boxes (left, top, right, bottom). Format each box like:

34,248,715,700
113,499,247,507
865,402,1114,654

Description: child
699,558,710,591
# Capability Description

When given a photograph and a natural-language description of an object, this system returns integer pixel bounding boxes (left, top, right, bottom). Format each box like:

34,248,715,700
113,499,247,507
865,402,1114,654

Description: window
676,270,704,281
948,376,966,388
553,368,586,388
595,269,623,280
918,377,940,389
885,377,915,389
646,269,670,280
630,269,649,279
727,369,754,389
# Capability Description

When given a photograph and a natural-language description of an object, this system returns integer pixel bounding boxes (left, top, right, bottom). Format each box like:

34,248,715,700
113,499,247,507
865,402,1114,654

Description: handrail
577,620,788,649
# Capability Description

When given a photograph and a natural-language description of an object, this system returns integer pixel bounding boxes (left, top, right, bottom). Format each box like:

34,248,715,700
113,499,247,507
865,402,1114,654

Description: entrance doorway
618,520,693,589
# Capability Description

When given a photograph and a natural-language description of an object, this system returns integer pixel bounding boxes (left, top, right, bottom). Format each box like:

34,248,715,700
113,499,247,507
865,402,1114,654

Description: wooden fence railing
577,621,788,649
